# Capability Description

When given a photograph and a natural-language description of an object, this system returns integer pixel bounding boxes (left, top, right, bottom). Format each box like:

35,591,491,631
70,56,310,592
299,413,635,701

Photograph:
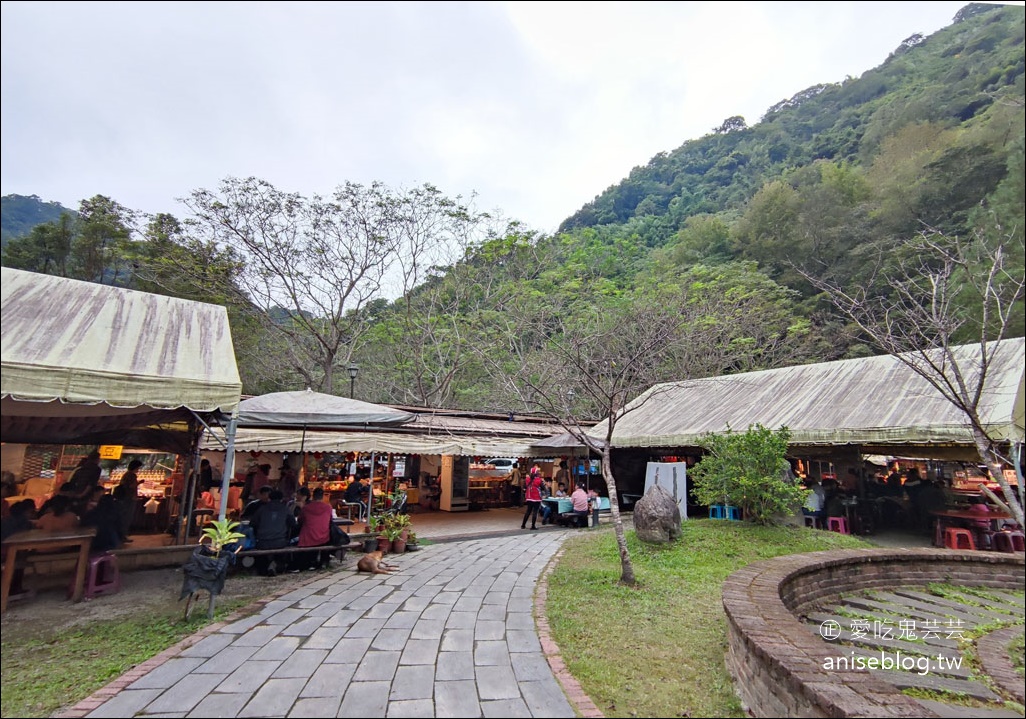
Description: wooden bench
234,541,363,570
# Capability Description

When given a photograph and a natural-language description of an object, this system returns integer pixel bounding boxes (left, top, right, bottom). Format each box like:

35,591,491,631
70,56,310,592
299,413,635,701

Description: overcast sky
2,1,1019,235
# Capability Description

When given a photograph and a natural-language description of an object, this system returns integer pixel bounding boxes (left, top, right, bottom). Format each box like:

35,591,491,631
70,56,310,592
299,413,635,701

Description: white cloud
1,0,1015,235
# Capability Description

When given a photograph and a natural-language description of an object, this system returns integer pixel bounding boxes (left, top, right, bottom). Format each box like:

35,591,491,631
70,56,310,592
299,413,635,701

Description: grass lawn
1,521,868,718
544,519,870,718
0,571,294,718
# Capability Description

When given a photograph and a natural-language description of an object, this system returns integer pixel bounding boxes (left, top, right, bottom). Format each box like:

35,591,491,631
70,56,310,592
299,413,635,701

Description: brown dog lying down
356,550,400,574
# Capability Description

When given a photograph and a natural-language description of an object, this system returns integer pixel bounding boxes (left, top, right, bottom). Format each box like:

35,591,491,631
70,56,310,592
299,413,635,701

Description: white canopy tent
237,389,416,429
1,267,242,452
1,268,243,535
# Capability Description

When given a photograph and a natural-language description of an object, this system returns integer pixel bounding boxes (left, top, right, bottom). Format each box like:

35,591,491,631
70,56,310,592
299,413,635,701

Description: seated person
241,485,272,521
966,496,993,548
344,477,370,520
33,494,80,533
565,481,590,528
802,480,826,525
249,489,297,576
295,487,334,571
1,499,38,599
80,494,124,552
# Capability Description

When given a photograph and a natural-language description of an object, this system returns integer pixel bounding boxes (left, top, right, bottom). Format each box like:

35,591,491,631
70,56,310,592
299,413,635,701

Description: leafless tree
183,178,486,396
802,225,1025,528
484,276,809,586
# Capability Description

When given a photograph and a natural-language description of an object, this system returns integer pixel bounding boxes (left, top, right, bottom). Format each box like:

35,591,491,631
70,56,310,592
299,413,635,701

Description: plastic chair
69,551,121,600
991,530,1025,553
943,527,976,551
803,514,824,529
827,516,849,534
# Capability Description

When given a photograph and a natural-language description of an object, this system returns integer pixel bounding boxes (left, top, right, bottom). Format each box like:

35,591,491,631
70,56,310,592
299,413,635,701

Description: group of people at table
508,461,602,530
1,450,140,600
801,465,1017,548
231,483,352,576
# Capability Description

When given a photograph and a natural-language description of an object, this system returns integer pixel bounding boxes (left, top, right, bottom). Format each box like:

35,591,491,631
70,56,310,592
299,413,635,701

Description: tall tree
485,270,811,585
1,212,76,276
71,195,136,284
184,178,487,395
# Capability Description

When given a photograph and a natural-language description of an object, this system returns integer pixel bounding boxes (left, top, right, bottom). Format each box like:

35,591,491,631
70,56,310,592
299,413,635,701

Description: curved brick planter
722,548,1025,718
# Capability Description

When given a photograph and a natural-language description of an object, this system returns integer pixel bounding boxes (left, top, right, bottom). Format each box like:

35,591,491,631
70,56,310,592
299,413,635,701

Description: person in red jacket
295,487,334,570
520,464,545,531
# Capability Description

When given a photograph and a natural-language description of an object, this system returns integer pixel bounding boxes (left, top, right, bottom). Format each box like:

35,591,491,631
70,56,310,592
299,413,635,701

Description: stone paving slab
67,533,582,719
813,584,1025,716
888,590,1021,623
874,590,1018,625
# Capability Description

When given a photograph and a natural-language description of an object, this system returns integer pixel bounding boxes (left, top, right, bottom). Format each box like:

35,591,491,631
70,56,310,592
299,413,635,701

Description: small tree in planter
181,518,247,619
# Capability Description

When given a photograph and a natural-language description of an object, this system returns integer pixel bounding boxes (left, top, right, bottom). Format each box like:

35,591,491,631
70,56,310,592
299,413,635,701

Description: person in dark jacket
80,493,124,552
249,489,296,576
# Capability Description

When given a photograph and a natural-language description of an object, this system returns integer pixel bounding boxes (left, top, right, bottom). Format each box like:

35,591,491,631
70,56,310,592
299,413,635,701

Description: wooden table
930,509,1013,547
1,528,96,614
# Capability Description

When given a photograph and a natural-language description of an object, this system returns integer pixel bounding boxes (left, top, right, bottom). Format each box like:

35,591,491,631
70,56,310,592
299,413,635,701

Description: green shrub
689,423,808,524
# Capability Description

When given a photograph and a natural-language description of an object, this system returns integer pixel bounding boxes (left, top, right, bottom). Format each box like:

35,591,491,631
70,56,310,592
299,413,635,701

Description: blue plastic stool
709,505,726,519
726,506,742,521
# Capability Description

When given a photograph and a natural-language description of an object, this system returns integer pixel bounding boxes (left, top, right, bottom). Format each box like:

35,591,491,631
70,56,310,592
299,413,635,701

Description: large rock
634,484,683,543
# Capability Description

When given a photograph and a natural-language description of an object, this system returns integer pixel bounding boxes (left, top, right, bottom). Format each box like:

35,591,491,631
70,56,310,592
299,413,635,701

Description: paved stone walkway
64,531,586,718
804,585,1025,717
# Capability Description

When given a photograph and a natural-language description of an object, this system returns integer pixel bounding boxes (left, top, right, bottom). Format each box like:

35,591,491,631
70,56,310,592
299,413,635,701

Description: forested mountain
1,194,75,245
2,2,1023,418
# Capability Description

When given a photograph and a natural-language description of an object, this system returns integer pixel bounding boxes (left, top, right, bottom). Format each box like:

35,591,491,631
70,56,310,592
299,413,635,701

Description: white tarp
1,268,242,450
201,426,544,458
590,338,1025,452
1,267,242,413
237,389,415,428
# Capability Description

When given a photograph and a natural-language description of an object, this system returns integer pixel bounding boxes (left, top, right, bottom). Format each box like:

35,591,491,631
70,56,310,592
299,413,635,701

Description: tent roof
238,389,415,428
589,338,1025,453
202,427,547,458
1,268,242,450
205,406,565,457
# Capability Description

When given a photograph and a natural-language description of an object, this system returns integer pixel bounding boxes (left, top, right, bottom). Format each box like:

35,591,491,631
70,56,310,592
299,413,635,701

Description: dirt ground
0,557,356,643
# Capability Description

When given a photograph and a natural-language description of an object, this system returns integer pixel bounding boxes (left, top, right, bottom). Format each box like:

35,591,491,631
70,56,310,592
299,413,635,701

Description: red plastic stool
69,551,121,599
991,530,1025,553
827,516,849,534
943,527,977,551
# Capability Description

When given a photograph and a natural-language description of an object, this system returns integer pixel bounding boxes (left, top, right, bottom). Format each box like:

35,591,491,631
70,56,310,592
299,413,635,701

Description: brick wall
722,548,1025,717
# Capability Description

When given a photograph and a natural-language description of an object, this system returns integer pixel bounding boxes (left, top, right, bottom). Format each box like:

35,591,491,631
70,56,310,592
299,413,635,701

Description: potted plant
405,529,421,552
381,513,412,551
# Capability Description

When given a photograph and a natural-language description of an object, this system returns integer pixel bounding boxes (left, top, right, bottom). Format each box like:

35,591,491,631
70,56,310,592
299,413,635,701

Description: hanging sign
99,445,123,460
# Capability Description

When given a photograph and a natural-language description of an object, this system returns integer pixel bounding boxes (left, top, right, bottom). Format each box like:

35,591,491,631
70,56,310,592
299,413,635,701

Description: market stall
1,267,243,543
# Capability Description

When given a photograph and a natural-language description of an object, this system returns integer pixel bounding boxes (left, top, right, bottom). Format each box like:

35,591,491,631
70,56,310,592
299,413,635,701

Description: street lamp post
347,362,359,399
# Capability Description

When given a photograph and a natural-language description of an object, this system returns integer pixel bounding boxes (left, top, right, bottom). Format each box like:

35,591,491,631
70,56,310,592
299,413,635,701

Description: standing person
295,487,334,571
65,450,102,512
520,464,545,530
249,489,296,576
569,481,590,528
199,459,221,493
553,461,570,497
117,460,142,541
507,462,523,508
